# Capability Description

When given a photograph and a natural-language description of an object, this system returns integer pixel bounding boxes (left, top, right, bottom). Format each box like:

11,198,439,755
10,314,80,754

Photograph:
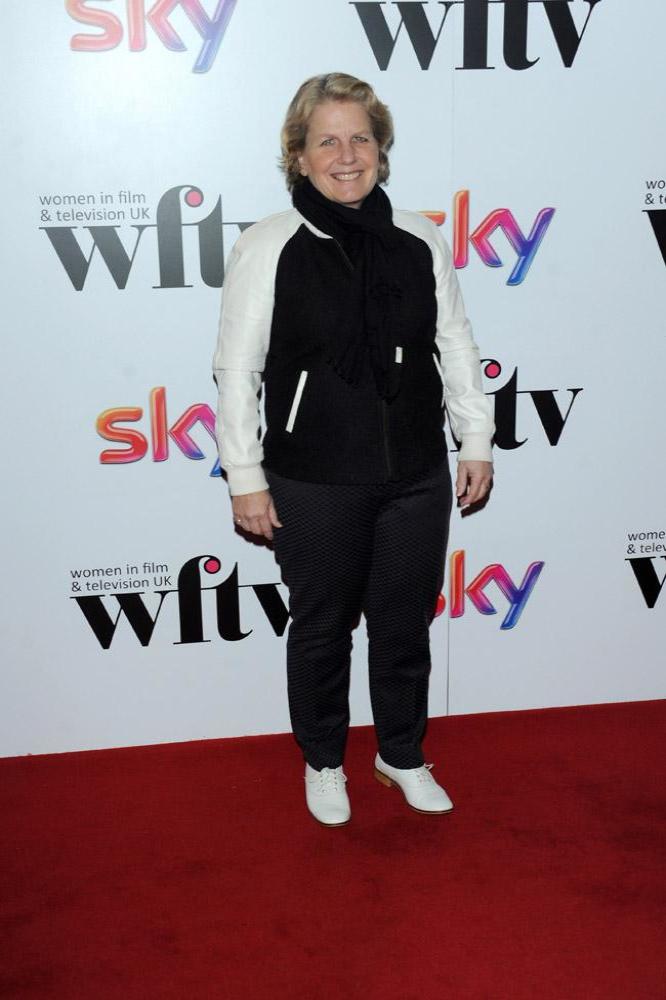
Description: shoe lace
314,766,347,794
416,763,435,786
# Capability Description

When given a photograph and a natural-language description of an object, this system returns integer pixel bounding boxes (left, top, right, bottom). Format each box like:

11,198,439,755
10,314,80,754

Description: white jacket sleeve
431,224,495,463
212,232,274,496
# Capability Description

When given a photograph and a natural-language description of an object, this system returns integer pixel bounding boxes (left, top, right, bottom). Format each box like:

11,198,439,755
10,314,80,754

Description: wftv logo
96,362,582,475
352,0,603,71
71,551,543,649
43,185,553,290
66,0,237,73
41,185,234,291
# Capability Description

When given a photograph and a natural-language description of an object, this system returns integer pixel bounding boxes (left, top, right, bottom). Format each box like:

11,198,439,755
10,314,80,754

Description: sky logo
423,191,554,285
66,0,237,73
435,550,544,630
96,387,220,475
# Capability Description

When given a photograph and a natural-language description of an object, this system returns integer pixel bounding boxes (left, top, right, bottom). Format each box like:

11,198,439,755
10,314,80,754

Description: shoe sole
374,767,454,815
307,809,351,827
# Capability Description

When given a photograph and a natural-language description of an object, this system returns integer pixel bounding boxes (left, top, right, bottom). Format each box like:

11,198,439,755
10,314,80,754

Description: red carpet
1,701,664,1000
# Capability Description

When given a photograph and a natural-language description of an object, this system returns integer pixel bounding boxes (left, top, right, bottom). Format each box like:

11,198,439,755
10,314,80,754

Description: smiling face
297,100,380,209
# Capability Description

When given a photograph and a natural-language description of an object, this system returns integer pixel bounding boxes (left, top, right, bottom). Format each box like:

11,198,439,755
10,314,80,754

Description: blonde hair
280,73,394,192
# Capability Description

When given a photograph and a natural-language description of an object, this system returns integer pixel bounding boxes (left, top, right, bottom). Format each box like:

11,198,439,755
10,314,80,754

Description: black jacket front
263,220,447,483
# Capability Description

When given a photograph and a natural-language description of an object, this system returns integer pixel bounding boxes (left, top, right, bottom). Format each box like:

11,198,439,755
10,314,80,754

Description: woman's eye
353,135,369,142
321,138,334,146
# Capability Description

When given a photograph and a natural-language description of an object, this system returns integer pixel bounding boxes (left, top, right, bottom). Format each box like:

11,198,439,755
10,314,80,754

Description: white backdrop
2,0,664,757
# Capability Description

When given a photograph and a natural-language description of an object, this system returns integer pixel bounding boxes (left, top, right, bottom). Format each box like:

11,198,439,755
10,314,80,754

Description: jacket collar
295,209,332,240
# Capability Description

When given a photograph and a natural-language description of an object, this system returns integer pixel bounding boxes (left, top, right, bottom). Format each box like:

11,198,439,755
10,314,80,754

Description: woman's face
297,100,379,209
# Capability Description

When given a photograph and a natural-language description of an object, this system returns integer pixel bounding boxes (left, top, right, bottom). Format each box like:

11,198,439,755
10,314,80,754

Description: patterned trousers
265,460,453,770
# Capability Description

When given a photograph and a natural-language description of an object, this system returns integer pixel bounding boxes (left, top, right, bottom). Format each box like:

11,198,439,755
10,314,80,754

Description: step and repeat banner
2,1,664,756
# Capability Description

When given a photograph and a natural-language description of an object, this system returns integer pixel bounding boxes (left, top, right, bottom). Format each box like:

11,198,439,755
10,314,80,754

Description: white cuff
227,465,269,496
456,434,494,464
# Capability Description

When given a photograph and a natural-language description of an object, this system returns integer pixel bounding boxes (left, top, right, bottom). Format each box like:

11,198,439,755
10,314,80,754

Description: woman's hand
231,490,283,541
455,460,493,510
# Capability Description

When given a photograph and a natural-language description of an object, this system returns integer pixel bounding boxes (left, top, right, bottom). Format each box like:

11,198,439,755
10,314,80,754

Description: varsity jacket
212,207,494,495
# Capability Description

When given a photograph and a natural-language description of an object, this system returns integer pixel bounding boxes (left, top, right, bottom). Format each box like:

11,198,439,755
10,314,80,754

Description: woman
213,73,494,826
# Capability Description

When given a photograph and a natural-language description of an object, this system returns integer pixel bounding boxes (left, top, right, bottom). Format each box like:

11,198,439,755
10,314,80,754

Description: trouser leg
363,461,453,769
266,469,377,770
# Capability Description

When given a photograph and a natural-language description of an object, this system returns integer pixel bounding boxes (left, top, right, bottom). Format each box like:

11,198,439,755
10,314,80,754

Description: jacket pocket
432,352,446,407
285,370,308,433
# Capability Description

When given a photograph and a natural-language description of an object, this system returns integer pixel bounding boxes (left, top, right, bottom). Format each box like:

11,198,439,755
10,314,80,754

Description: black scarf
292,178,404,401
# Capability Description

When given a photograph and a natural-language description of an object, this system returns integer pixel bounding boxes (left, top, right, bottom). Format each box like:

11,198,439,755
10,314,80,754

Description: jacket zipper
381,399,393,479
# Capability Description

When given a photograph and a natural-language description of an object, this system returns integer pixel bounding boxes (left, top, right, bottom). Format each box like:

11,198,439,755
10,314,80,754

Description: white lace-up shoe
304,764,351,826
374,754,454,814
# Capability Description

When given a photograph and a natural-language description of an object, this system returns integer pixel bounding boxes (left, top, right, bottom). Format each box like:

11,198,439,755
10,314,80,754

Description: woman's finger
255,512,273,540
455,466,469,499
247,512,274,540
468,475,492,504
269,501,283,528
458,470,493,506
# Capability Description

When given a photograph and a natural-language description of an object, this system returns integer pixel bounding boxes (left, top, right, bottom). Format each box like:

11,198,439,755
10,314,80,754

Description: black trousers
265,460,453,771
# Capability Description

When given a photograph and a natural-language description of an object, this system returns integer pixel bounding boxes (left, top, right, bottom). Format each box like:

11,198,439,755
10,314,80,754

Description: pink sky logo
43,184,554,290
435,551,544,630
423,192,554,285
66,0,237,73
97,387,220,475
71,552,543,648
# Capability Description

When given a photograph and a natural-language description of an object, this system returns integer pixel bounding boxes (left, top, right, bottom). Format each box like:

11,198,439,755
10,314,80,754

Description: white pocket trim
285,370,308,433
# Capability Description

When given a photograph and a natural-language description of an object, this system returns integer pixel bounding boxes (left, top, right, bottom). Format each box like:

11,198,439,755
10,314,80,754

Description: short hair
280,73,394,192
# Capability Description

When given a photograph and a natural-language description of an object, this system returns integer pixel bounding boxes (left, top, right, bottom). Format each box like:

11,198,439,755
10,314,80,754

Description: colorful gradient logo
66,0,237,73
435,551,544,630
423,191,554,286
97,387,220,475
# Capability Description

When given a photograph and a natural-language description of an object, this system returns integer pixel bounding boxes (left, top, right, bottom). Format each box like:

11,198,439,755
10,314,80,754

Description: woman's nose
337,141,356,164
